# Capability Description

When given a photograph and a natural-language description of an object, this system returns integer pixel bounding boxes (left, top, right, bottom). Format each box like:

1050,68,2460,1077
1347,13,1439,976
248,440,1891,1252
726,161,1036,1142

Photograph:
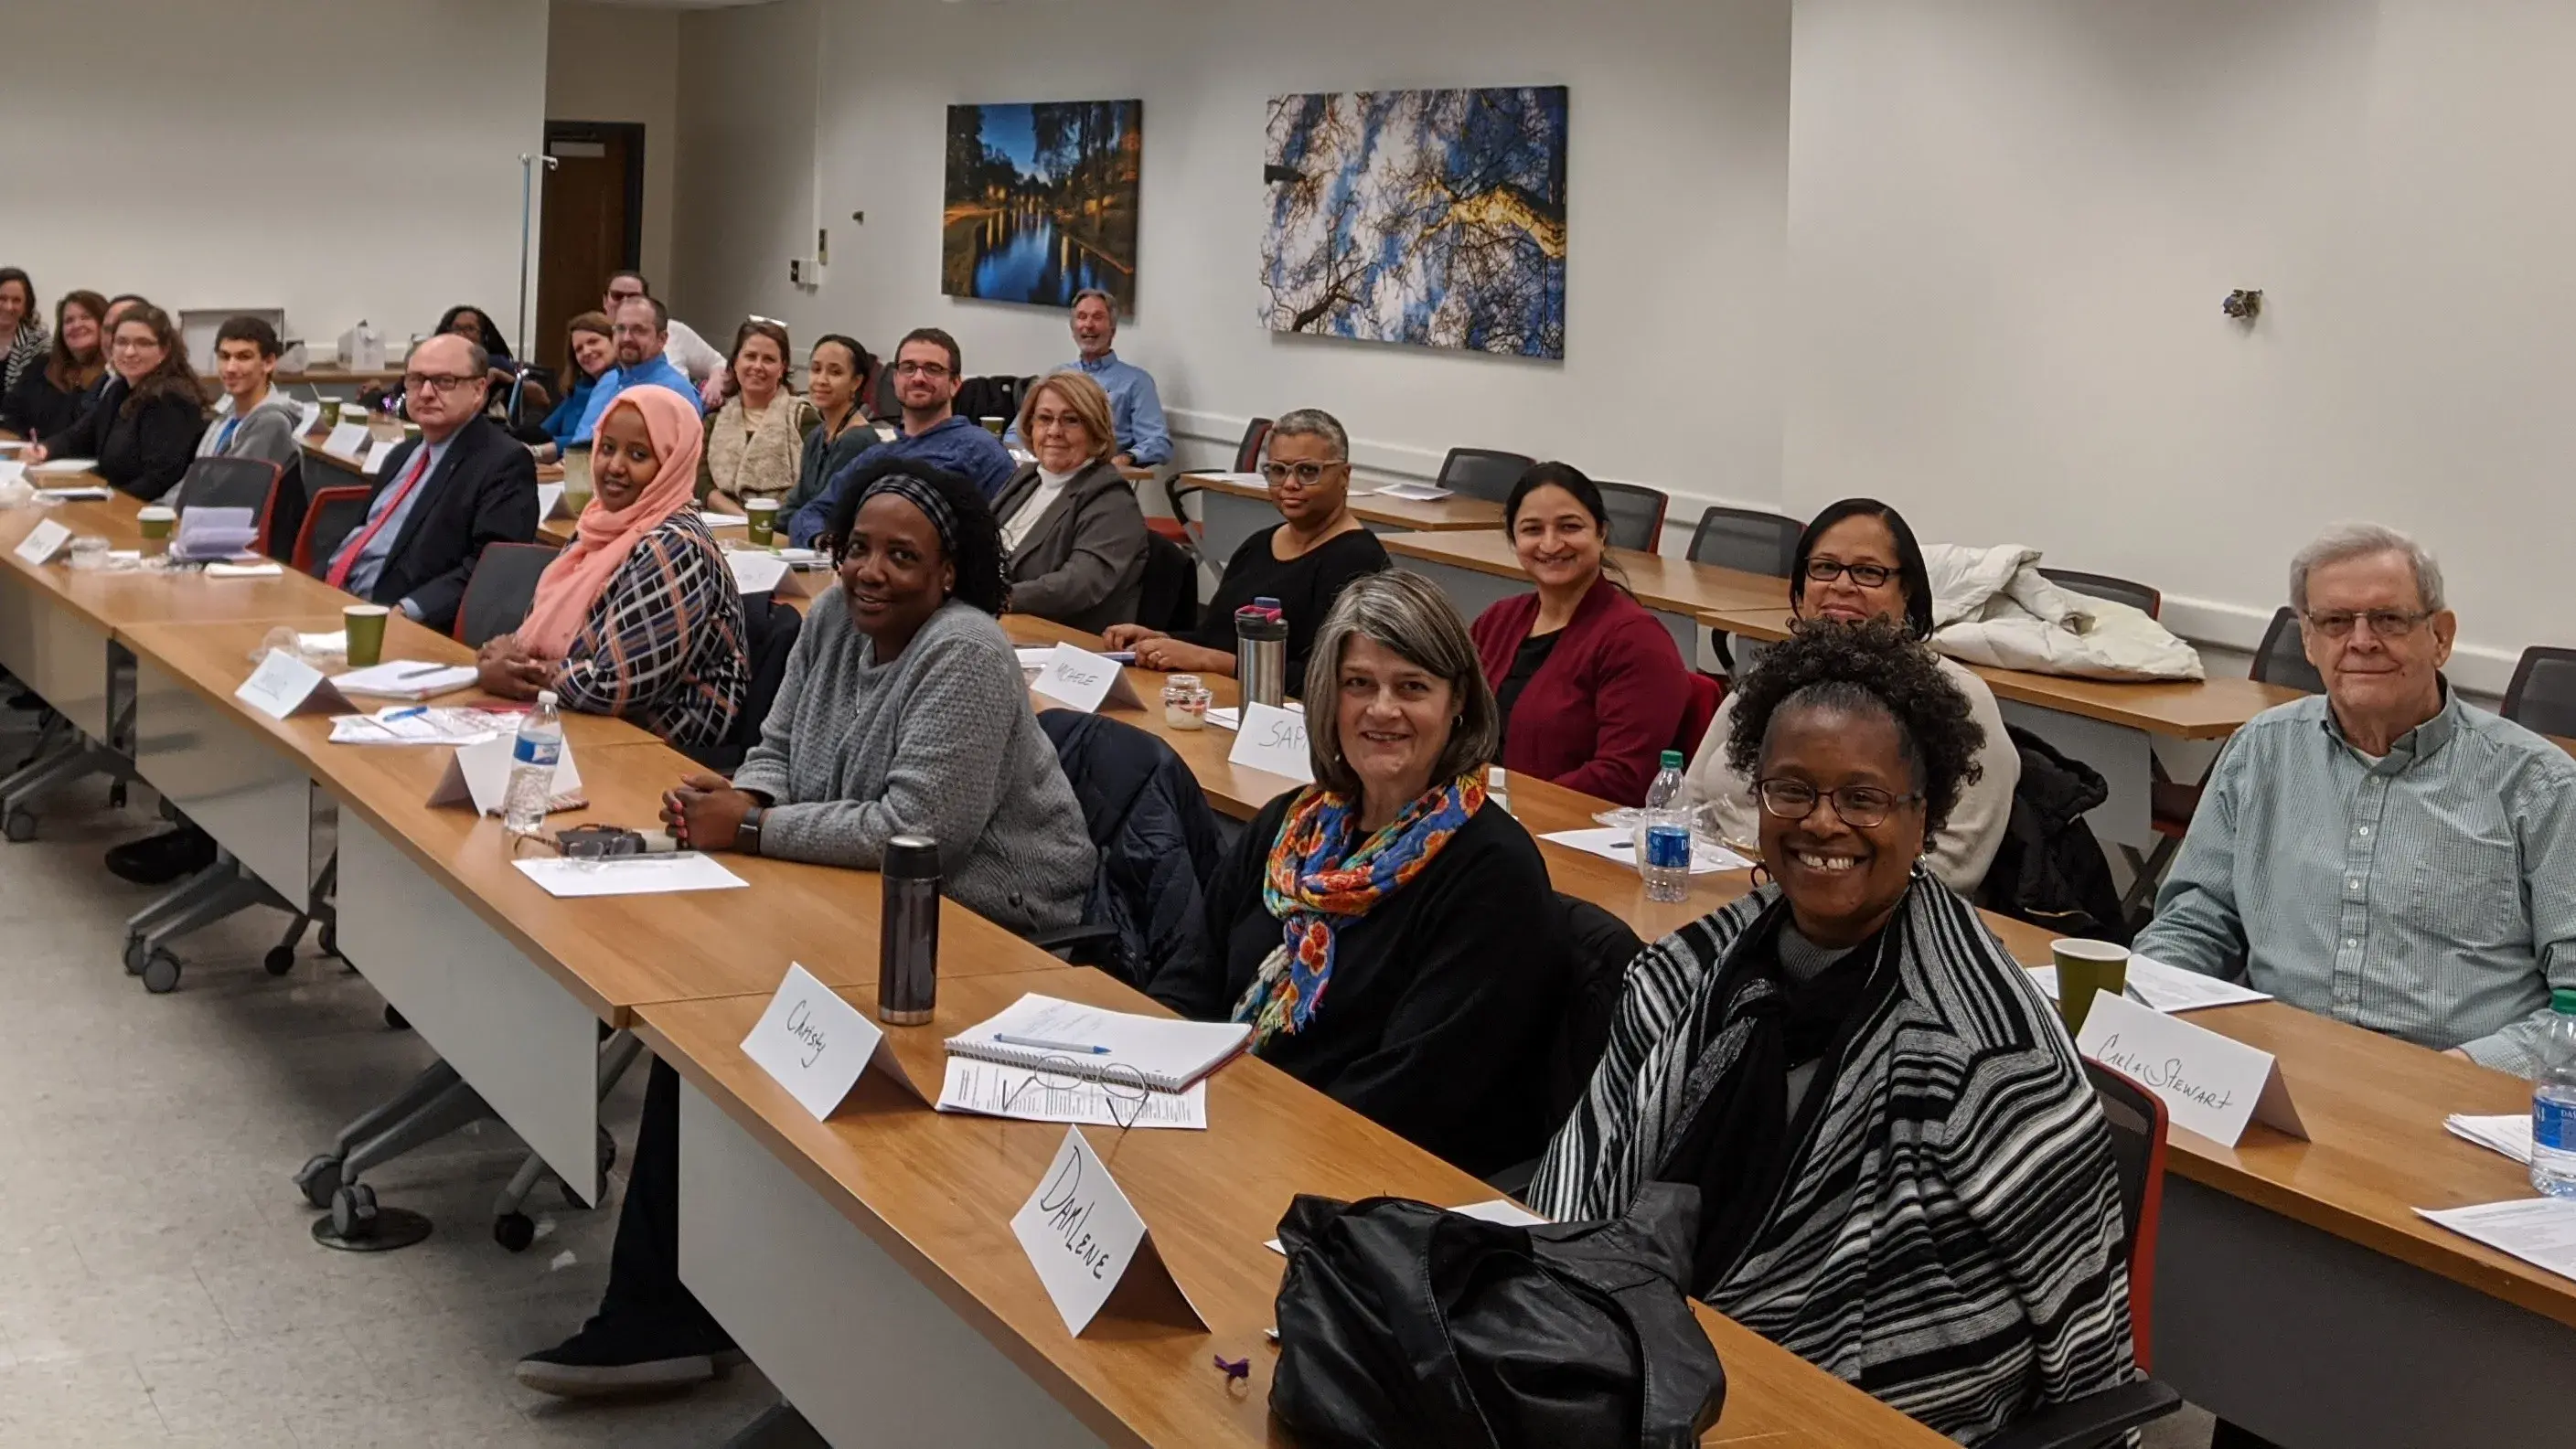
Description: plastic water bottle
1640,749,1692,903
502,691,563,836
2530,988,2576,1199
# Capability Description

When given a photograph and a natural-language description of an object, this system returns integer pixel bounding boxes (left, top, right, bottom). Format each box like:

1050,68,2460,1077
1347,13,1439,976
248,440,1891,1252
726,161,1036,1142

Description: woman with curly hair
1531,616,2136,1444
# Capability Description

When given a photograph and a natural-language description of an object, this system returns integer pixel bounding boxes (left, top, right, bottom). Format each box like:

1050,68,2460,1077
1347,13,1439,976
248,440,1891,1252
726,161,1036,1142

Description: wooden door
533,122,643,376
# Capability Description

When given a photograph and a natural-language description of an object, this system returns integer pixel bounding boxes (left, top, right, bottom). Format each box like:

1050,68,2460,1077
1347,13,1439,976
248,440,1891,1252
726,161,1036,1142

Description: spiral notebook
945,993,1250,1093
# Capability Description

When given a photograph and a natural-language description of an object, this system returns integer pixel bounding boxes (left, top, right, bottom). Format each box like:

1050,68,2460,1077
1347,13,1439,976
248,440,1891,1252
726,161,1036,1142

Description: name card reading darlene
2076,993,2305,1147
1030,642,1142,714
1010,1126,1206,1337
741,962,922,1120
1228,700,1314,783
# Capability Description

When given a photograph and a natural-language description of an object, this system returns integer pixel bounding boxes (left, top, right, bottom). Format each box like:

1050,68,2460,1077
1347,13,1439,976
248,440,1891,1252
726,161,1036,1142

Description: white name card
536,482,565,520
427,731,583,815
234,649,353,720
2077,993,2306,1147
1227,700,1314,783
297,400,326,434
0,458,25,489
362,439,399,475
1010,1126,1207,1337
321,421,372,459
741,962,923,1120
1029,642,1143,714
728,549,790,596
13,517,72,568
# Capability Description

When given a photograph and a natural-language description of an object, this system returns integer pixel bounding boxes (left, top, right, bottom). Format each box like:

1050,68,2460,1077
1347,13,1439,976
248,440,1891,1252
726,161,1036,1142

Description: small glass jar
66,535,110,571
1162,673,1212,730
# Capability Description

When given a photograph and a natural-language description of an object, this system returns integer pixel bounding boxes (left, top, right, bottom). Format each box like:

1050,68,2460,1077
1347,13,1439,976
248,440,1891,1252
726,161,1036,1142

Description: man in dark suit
324,332,539,633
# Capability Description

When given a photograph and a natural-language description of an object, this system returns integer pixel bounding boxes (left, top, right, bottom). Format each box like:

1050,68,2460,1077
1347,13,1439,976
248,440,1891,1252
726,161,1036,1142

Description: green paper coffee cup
2051,938,2131,1035
136,505,176,541
744,497,779,546
344,604,390,669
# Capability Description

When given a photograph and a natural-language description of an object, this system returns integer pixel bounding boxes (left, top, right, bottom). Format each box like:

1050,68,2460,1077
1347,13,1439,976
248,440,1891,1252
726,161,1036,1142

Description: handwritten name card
234,649,354,721
1029,642,1142,714
1010,1126,1206,1337
12,518,72,568
2077,993,2306,1147
741,962,922,1120
426,732,583,815
1227,700,1314,783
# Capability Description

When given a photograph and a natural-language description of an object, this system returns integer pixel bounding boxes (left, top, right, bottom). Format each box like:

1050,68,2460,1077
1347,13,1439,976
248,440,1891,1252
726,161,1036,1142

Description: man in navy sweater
785,327,1015,548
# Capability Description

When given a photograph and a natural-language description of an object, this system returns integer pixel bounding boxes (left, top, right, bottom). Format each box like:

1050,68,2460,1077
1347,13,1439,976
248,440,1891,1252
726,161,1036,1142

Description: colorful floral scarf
1233,773,1486,1049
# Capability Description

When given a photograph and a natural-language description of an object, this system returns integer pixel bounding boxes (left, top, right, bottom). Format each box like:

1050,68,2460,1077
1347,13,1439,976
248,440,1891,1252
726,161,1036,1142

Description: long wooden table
1185,470,1504,566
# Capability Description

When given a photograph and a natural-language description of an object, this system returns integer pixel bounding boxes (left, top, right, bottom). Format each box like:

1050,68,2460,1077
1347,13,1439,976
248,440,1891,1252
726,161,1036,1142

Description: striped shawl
1529,874,2135,1444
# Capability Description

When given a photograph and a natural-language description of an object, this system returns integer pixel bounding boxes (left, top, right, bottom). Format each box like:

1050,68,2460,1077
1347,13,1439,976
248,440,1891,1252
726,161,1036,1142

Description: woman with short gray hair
1149,570,1571,1176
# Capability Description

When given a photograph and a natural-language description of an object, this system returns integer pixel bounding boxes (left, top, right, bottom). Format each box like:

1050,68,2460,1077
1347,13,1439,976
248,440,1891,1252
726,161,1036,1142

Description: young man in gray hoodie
183,314,305,493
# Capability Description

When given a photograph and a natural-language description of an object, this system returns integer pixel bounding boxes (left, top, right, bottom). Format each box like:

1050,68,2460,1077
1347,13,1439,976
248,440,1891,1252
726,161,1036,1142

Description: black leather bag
1270,1183,1726,1449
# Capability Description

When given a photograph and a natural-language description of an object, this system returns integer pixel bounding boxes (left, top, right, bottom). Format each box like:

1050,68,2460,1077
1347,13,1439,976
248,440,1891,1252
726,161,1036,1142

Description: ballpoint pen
995,1033,1112,1055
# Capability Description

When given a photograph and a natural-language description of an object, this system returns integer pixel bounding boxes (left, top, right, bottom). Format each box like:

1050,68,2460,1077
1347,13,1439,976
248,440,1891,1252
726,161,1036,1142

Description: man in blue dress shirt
786,327,1016,547
1004,288,1170,468
572,296,698,445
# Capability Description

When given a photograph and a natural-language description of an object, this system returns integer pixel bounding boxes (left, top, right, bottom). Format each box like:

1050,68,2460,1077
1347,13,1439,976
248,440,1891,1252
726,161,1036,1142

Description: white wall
1783,0,2576,691
4,0,546,356
547,0,682,289
673,0,1793,517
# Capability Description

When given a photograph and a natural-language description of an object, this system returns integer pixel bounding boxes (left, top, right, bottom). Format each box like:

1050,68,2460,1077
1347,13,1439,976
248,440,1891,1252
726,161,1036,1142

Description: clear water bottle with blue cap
1640,749,1691,903
2530,988,2576,1198
502,691,563,836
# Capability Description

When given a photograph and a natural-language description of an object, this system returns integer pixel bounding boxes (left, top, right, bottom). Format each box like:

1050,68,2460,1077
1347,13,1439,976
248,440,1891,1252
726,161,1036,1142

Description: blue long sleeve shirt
1004,351,1171,465
786,414,1020,549
572,353,696,444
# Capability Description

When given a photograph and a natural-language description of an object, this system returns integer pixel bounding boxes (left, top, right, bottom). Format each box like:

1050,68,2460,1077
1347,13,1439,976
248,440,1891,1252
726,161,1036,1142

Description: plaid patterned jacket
555,510,747,751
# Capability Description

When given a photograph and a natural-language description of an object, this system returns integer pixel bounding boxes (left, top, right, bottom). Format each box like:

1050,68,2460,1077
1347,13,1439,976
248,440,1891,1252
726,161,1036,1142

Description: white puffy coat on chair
1923,543,2204,680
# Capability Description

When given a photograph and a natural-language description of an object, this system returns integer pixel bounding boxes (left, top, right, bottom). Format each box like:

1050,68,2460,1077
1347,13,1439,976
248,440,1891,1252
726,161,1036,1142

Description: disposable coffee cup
136,506,176,542
979,415,1006,437
344,604,390,669
339,402,370,426
2051,938,2132,1034
744,497,779,546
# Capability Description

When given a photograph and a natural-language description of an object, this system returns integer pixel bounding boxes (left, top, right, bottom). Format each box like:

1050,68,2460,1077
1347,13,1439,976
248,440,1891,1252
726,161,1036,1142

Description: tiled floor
0,721,2218,1447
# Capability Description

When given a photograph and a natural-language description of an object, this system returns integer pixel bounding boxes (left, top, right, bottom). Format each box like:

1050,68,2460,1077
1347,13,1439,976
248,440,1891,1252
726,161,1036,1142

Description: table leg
677,1083,1110,1449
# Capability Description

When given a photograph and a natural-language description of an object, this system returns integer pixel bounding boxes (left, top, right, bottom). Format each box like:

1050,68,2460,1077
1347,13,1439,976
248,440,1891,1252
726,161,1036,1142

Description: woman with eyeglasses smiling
1688,497,2019,891
25,303,207,500
1532,616,2135,1444
1103,407,1386,679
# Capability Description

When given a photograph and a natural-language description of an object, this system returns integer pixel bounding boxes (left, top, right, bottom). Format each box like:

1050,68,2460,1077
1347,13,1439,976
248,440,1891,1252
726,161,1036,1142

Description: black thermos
878,835,940,1024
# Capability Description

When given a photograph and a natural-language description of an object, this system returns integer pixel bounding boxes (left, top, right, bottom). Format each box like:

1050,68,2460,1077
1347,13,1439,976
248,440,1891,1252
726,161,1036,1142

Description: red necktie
327,445,434,591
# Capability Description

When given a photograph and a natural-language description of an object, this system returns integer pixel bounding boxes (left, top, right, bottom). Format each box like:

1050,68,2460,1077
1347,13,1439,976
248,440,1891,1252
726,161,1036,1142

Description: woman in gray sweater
660,454,1094,934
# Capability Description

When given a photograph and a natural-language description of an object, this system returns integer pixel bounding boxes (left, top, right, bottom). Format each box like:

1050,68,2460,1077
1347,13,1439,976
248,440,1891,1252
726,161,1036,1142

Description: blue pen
384,707,429,721
994,1032,1112,1055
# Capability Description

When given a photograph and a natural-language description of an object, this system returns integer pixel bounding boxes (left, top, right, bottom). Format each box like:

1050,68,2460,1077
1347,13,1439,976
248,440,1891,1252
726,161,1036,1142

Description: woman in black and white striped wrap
1529,616,2137,1444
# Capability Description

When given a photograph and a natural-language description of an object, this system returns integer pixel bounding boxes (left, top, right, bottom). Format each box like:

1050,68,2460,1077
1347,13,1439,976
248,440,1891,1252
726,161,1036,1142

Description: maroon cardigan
1470,576,1693,806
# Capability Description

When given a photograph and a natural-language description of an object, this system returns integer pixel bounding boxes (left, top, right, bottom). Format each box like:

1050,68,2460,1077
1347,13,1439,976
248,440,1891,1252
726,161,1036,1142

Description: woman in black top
1105,407,1385,683
1149,570,1570,1176
28,304,206,500
0,289,105,441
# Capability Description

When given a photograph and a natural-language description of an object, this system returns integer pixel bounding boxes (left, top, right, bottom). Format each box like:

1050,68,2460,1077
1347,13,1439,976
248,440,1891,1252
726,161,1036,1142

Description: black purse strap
1540,1237,1726,1449
1376,1209,1504,1449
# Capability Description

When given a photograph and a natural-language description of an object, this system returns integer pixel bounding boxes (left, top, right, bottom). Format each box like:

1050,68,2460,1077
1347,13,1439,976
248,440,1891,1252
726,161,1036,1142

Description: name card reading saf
2077,993,2307,1147
1027,642,1142,714
741,962,924,1120
1010,1126,1207,1337
234,650,355,721
1228,700,1314,783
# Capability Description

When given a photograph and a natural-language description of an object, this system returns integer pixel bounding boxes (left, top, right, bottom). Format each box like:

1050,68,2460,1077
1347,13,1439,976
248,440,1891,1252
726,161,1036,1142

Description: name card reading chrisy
427,731,583,815
2077,993,2306,1147
321,421,373,460
1029,642,1142,714
741,962,923,1120
1010,1126,1208,1337
1228,700,1314,783
234,649,354,721
12,517,72,568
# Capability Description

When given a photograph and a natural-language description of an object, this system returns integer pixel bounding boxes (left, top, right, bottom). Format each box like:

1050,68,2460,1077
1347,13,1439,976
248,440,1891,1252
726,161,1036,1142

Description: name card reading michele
2076,993,2306,1147
741,962,922,1120
1029,642,1142,715
235,650,354,721
1010,1126,1206,1337
1228,700,1314,783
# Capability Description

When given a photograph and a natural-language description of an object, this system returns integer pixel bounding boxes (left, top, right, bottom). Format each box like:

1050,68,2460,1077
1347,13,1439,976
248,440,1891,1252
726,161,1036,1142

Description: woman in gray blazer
992,369,1149,633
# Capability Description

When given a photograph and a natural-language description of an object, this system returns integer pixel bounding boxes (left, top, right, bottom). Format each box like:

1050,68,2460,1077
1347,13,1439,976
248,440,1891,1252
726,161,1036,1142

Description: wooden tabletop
1704,604,2311,741
638,967,1953,1449
0,490,352,627
1381,527,1793,614
1184,472,1505,534
278,366,406,386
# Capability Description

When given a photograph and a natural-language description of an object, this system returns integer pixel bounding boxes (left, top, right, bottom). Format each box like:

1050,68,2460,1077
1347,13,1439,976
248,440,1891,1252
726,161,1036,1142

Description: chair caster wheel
4,808,35,843
108,781,126,810
599,1125,616,1177
124,934,149,975
264,945,295,976
295,1154,342,1209
494,1212,536,1252
318,923,338,958
141,949,181,994
384,1004,409,1030
331,1184,379,1241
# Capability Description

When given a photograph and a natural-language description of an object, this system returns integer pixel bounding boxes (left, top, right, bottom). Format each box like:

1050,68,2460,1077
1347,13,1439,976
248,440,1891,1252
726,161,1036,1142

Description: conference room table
1184,470,1503,567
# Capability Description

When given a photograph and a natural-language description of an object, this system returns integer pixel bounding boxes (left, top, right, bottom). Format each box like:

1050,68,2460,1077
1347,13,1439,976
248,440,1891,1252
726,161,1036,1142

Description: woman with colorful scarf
1150,570,1574,1177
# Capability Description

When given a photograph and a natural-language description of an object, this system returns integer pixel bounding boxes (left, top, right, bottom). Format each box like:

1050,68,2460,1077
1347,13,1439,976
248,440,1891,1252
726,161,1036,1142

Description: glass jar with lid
1161,673,1212,730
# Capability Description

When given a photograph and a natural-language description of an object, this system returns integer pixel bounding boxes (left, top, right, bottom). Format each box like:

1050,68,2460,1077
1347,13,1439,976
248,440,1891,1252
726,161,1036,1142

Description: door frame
543,120,647,270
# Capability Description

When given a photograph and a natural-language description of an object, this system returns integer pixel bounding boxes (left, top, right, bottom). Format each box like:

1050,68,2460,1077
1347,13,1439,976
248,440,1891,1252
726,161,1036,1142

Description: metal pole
516,152,558,357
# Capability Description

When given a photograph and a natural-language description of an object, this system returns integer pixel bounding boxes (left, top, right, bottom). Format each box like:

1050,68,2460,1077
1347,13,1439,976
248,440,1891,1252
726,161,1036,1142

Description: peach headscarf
518,386,703,658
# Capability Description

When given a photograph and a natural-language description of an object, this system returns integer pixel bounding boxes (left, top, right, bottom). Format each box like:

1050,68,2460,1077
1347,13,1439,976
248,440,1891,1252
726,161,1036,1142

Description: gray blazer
993,457,1149,634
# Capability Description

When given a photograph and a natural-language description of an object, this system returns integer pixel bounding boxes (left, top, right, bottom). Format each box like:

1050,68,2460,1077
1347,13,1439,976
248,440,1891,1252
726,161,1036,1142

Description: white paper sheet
328,707,519,747
2444,1113,2536,1166
701,512,749,528
511,853,749,899
1539,826,1751,875
203,561,284,578
2416,1198,2576,1283
2024,954,2271,1014
331,661,477,698
1373,482,1454,502
34,483,111,499
937,1058,1208,1131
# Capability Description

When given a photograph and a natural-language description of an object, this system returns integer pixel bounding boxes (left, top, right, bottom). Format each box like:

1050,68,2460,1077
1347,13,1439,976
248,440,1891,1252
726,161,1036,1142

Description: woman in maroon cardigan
1468,463,1692,805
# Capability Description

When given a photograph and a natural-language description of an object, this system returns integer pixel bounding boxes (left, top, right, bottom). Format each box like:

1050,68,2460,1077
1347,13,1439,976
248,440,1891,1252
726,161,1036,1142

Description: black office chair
2251,605,2324,695
294,485,373,578
1232,417,1275,474
2039,568,2163,621
264,454,309,565
1591,480,1669,553
1435,446,1535,504
1136,531,1201,635
871,364,903,421
1983,1063,2183,1449
175,455,285,556
687,595,803,774
453,541,561,648
2503,646,2576,739
1486,893,1645,1199
1688,506,1804,671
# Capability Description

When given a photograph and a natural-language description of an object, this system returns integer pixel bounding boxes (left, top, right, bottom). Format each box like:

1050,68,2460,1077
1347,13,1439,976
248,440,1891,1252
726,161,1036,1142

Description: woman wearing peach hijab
476,388,750,751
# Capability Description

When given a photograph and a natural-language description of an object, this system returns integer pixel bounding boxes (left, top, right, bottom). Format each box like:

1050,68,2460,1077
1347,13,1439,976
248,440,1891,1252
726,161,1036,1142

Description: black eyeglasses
893,360,952,378
1755,778,1921,828
1803,558,1896,589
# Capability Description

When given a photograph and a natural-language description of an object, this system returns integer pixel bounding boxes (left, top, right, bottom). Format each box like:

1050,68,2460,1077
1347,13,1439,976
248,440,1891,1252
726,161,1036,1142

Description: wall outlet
788,259,805,284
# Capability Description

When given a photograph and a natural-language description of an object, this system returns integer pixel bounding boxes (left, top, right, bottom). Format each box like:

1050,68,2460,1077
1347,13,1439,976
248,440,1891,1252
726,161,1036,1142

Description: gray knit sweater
732,592,1095,937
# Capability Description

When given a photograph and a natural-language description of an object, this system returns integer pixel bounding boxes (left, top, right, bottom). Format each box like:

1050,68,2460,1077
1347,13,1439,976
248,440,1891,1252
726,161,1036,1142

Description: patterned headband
858,473,959,558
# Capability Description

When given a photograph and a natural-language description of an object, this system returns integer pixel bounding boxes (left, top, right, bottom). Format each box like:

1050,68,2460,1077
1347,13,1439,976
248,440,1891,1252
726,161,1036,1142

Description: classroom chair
454,541,561,649
1232,416,1275,474
1136,531,1201,635
684,594,804,775
2038,568,2163,620
294,485,374,576
2502,645,2576,739
1591,479,1669,552
1689,506,1804,673
1156,474,1207,566
1485,893,1647,1199
175,455,286,557
1435,446,1536,504
1034,709,1224,988
1676,672,1724,760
